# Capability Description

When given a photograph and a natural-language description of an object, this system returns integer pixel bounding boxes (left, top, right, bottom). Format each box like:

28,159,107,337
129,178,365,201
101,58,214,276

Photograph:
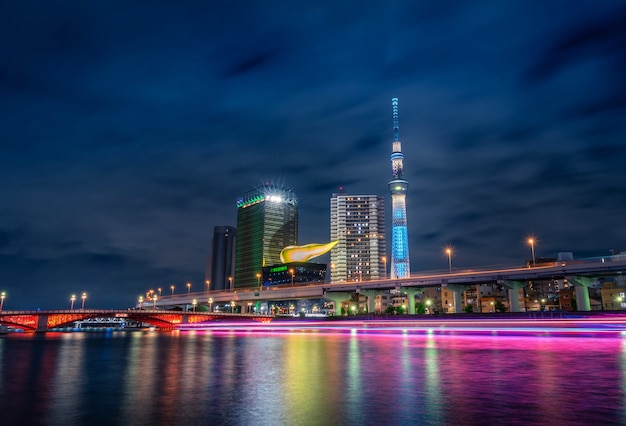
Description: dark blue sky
2,1,625,309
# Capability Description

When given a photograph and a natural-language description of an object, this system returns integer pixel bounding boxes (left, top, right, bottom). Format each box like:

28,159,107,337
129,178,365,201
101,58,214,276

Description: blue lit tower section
388,98,410,278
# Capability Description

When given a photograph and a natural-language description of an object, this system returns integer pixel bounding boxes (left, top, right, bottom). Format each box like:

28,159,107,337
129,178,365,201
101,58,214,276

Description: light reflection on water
0,331,625,425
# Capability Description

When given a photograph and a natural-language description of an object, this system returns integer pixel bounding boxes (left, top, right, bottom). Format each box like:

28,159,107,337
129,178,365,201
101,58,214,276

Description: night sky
2,1,625,309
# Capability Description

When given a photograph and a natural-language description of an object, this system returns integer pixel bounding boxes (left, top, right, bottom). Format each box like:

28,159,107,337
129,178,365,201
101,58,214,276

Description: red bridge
0,309,273,332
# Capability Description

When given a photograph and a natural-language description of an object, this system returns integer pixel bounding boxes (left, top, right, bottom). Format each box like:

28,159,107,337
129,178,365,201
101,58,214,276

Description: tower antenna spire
392,97,399,141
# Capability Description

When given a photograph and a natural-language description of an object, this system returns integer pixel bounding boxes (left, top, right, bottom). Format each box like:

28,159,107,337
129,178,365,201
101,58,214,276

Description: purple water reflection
0,331,624,425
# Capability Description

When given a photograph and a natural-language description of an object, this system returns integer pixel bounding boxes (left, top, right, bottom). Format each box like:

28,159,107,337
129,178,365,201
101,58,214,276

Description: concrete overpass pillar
568,276,593,311
359,290,378,314
35,314,48,333
503,280,526,313
324,291,352,316
403,288,419,314
446,285,467,314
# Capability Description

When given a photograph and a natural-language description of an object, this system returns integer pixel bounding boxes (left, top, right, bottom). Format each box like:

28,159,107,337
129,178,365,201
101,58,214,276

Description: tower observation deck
388,98,410,278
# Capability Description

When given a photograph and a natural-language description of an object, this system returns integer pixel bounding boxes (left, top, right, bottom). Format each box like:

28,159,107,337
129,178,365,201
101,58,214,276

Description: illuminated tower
388,98,410,278
234,183,298,288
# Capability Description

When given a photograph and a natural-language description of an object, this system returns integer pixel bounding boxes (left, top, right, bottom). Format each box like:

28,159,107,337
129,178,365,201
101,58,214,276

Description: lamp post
205,280,210,293
158,287,162,296
192,298,197,312
289,269,295,286
208,297,213,312
81,292,87,310
256,273,261,290
138,296,143,309
228,276,233,292
230,300,235,313
528,238,536,267
170,285,175,295
153,294,158,309
70,294,76,310
382,256,387,279
187,282,191,294
445,247,453,273
0,291,5,311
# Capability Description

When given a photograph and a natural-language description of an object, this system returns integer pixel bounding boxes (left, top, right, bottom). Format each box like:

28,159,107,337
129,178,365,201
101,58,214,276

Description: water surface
0,330,624,425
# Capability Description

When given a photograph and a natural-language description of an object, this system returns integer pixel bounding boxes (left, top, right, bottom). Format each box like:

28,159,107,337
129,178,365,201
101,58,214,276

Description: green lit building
262,262,328,287
234,184,298,288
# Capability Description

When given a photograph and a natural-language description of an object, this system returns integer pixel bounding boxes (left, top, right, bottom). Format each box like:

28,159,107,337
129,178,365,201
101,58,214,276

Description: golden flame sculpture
280,241,338,263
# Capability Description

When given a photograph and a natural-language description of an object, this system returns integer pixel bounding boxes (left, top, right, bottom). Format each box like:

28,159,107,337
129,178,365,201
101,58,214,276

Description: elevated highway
152,258,626,313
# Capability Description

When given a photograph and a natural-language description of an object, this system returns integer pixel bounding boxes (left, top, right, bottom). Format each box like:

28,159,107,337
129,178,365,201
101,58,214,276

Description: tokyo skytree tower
388,98,410,278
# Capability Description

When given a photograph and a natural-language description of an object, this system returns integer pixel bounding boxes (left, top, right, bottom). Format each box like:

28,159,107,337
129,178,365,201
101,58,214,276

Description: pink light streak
174,317,626,337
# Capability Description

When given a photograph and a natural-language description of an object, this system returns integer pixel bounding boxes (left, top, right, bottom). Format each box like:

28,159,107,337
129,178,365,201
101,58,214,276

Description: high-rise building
234,183,298,288
206,226,236,291
388,97,411,278
330,193,386,282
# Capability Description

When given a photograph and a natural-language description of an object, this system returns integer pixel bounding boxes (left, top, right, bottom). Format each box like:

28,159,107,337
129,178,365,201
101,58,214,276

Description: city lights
527,237,537,267
444,246,453,273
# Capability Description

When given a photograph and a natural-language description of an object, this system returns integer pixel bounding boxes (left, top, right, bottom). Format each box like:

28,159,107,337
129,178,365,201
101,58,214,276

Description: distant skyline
1,1,626,308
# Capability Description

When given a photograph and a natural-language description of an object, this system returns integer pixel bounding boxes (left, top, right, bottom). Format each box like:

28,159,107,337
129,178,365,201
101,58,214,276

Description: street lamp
81,292,87,310
289,269,295,286
208,297,213,312
138,296,143,309
153,294,158,309
170,285,175,295
382,256,387,279
256,273,261,290
70,294,76,310
445,247,453,273
528,238,536,267
192,298,197,312
230,300,235,313
187,282,191,294
205,280,210,293
158,287,162,296
228,276,233,291
0,291,6,311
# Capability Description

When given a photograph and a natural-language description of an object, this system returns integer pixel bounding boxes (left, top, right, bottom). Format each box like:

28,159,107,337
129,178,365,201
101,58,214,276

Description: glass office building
234,184,298,288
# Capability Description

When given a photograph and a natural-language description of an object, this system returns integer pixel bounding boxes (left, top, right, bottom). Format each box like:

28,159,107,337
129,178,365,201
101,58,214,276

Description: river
0,329,624,425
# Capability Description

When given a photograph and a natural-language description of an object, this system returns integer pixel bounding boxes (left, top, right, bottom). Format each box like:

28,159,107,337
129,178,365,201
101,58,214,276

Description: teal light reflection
346,334,362,421
425,334,443,421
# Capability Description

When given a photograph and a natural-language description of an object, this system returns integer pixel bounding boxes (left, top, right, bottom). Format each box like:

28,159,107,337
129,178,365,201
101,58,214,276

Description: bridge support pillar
502,280,526,313
324,292,352,316
403,288,419,314
568,276,593,311
446,285,467,314
359,290,378,314
35,314,48,333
